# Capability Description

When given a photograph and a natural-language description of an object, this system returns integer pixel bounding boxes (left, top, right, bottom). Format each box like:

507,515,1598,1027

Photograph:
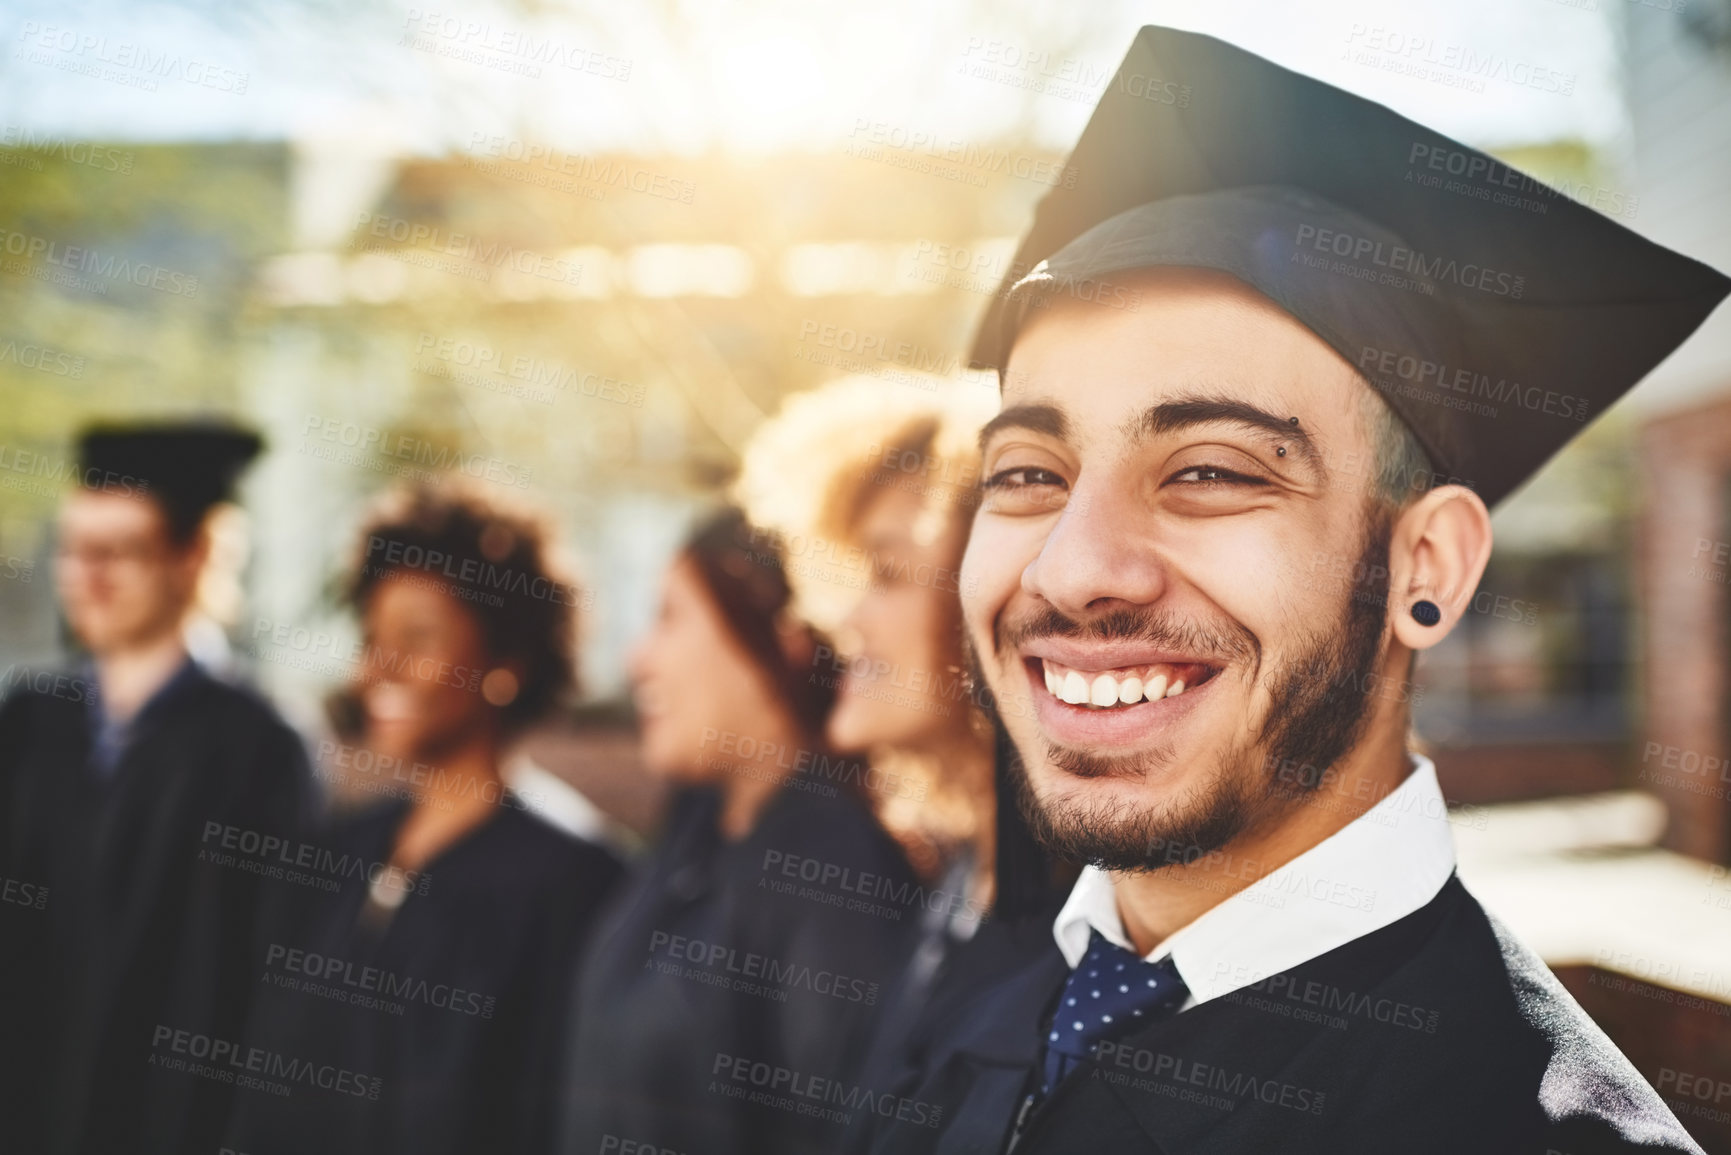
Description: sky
0,0,1630,158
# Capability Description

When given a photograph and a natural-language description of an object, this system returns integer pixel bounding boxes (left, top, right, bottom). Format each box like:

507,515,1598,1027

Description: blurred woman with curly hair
224,477,622,1155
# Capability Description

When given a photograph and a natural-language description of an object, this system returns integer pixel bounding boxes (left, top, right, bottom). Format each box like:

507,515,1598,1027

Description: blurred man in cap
865,26,1728,1155
0,421,314,1155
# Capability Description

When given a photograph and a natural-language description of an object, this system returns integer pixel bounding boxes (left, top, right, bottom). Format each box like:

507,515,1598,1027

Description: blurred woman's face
361,572,495,763
628,555,782,782
827,486,968,754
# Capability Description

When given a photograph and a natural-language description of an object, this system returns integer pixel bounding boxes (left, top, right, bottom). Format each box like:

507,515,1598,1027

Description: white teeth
1039,660,1205,708
1089,674,1119,707
1061,671,1090,705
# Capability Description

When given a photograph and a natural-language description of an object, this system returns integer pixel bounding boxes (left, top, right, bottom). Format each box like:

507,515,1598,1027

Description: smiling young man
862,27,1729,1155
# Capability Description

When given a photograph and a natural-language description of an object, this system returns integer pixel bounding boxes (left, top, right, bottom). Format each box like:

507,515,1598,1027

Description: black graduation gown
864,875,1705,1155
221,795,622,1155
0,661,315,1155
851,852,1072,1133
559,782,922,1155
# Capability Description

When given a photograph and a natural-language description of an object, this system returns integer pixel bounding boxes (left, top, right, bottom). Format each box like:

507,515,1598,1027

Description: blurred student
222,479,621,1155
559,508,919,1155
0,422,315,1155
735,376,1010,1091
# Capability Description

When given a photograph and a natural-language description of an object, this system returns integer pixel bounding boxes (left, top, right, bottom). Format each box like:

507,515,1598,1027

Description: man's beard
976,507,1396,873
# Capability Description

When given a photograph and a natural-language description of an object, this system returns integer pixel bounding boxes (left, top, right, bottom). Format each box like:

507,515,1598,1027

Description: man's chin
1041,738,1187,784
69,617,126,652
1045,755,1143,783
1043,751,1221,813
1011,739,1268,872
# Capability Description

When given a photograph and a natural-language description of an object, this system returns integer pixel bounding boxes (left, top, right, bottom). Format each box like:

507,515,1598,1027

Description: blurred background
2,0,1730,1146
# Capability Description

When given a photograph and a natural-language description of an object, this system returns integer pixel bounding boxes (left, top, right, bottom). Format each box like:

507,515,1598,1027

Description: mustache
995,604,1257,667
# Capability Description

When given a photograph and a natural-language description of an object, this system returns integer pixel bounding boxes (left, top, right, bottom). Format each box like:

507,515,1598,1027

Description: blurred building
1459,9,1731,1152
1623,0,1731,867
0,134,1048,711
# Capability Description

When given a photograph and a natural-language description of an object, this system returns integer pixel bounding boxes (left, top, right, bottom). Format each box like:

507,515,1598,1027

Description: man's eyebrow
978,403,1069,454
1132,393,1321,472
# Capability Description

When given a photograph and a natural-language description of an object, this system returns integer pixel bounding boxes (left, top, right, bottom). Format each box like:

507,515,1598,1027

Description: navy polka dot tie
1040,929,1190,1094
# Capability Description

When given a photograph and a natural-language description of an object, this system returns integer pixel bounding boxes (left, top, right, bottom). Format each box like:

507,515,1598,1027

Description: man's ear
170,522,213,596
1388,484,1494,652
775,612,817,672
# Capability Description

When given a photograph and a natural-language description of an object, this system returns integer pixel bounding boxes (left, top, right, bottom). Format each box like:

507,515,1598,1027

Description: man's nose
1020,478,1168,616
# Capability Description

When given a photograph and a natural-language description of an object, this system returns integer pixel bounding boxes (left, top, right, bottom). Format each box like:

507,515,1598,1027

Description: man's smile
1016,645,1226,752
1032,656,1221,707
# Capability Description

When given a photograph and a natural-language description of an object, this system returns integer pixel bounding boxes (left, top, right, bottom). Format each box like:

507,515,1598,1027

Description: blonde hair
733,373,997,631
733,372,999,879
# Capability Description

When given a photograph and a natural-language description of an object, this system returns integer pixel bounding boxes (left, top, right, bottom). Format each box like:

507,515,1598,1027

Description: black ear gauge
1411,600,1442,627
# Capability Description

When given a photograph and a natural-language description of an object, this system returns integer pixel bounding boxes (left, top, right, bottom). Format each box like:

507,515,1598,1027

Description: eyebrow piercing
1289,417,1299,425
1276,446,1287,456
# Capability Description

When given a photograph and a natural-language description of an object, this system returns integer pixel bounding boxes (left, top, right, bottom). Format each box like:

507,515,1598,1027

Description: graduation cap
972,26,1731,510
76,421,265,541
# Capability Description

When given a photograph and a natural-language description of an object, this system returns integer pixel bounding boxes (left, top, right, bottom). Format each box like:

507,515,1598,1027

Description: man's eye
1169,465,1264,486
982,466,1066,491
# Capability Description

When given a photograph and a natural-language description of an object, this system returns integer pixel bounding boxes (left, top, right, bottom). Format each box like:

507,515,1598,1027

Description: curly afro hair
342,477,582,735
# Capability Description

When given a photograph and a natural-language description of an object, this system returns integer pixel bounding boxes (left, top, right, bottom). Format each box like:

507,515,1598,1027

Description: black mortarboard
76,421,264,540
972,26,1731,509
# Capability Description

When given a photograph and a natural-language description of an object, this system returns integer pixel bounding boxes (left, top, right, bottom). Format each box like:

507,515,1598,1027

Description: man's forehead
993,277,1363,455
999,370,1310,421
61,488,165,532
1018,264,1309,341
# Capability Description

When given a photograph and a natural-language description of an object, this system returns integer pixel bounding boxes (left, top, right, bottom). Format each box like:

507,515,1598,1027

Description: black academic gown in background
865,875,1705,1155
221,796,622,1155
0,661,315,1155
848,853,1076,1155
559,782,922,1155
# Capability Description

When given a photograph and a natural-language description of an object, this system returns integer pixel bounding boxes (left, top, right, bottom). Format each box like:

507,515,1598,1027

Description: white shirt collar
1052,750,1456,1008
